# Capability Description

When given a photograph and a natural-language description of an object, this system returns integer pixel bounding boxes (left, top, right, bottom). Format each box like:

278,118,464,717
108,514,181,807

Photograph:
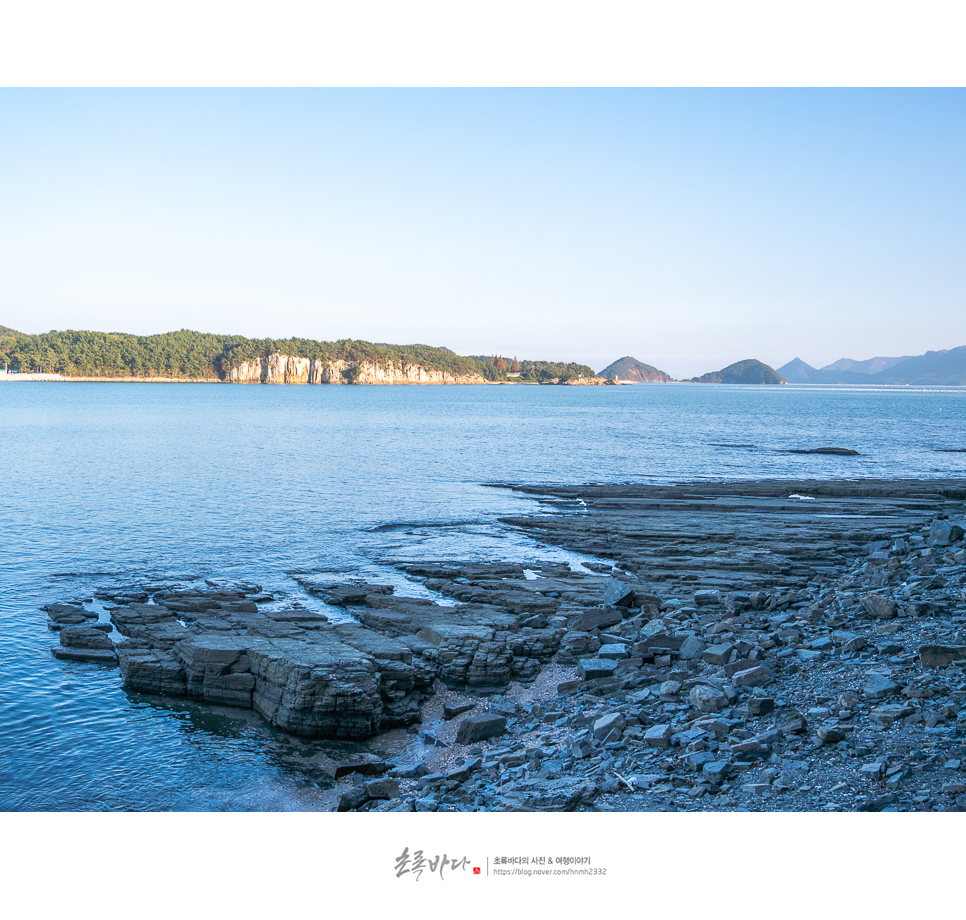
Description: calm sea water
2,381,965,810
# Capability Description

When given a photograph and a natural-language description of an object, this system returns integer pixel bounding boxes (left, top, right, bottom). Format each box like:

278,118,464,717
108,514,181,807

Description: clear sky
1,88,963,378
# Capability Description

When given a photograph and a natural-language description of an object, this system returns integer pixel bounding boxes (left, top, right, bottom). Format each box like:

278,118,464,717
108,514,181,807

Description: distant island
689,359,786,385
598,356,674,383
0,325,608,386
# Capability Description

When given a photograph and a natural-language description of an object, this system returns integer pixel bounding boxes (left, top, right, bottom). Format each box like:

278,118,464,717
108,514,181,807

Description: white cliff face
265,353,311,384
226,352,484,385
225,360,263,383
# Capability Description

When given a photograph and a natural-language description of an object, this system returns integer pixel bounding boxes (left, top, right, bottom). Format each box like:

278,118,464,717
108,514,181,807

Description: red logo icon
473,867,481,875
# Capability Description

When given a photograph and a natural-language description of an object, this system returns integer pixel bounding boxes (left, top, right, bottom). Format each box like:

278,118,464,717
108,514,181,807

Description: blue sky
1,88,963,377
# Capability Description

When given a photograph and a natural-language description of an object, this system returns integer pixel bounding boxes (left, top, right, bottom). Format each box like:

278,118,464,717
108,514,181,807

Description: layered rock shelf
44,477,966,811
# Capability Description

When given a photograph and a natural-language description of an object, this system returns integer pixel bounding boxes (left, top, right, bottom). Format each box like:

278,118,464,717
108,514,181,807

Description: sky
1,88,964,378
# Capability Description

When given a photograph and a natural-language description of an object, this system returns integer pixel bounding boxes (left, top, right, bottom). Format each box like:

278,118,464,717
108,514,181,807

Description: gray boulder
603,578,637,607
861,593,897,619
456,713,507,744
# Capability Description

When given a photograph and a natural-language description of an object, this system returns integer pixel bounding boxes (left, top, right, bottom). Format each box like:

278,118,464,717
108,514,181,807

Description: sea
2,381,965,811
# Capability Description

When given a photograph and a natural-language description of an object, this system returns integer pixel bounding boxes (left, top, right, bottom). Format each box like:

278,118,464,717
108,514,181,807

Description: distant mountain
691,359,786,385
821,354,916,375
776,358,869,385
598,355,673,383
779,346,966,385
0,324,18,335
776,357,818,383
871,347,966,385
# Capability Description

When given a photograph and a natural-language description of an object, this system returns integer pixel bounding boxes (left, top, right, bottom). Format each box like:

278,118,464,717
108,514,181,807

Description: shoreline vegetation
0,326,604,386
0,324,788,386
3,325,964,386
45,477,966,812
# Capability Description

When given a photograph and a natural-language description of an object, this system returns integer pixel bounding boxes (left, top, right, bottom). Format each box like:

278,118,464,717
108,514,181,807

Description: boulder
690,685,729,713
603,578,637,607
337,787,369,811
334,754,389,779
643,723,673,748
694,590,722,607
920,645,966,668
496,777,599,811
455,713,507,744
571,608,624,632
861,593,897,620
364,778,400,800
864,673,900,700
747,696,775,716
577,658,619,680
446,758,482,783
443,700,476,719
732,666,771,688
592,712,626,741
703,643,735,666
678,636,706,661
928,519,965,546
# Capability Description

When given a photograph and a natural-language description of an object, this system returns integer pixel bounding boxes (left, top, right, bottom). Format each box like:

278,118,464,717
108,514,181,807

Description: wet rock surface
44,477,966,811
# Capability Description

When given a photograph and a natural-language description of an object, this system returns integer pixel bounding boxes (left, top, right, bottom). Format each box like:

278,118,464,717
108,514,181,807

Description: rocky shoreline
44,477,966,812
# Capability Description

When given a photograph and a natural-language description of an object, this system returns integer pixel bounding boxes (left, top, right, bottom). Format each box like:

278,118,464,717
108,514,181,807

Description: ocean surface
2,381,965,811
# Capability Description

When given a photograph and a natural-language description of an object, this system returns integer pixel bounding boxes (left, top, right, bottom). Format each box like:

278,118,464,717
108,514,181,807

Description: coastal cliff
226,352,486,385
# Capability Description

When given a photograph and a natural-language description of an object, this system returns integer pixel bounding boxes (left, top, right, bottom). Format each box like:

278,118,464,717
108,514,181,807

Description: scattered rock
919,645,966,668
862,594,898,620
443,700,476,719
694,590,722,607
577,658,619,680
603,578,637,607
747,697,775,717
455,713,507,745
365,777,400,800
864,674,900,700
690,685,729,713
592,712,626,741
334,754,389,779
46,478,966,812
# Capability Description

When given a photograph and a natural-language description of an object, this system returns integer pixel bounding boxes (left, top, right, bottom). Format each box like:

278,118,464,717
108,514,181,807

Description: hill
691,359,786,385
598,356,673,383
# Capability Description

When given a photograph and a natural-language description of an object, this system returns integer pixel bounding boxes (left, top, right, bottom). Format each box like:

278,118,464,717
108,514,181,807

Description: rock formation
226,352,485,385
44,477,966,812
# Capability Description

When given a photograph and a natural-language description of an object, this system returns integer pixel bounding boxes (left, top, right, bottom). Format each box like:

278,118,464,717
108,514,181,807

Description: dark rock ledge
45,477,966,812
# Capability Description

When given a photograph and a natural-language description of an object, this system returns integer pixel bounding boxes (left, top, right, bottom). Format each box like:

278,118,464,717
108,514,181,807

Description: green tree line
0,326,597,382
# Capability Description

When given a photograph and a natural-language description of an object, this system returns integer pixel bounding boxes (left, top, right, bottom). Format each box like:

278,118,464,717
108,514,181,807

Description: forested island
0,326,598,384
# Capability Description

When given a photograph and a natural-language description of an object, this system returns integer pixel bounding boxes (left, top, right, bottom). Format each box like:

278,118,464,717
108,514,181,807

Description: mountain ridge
779,346,966,385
